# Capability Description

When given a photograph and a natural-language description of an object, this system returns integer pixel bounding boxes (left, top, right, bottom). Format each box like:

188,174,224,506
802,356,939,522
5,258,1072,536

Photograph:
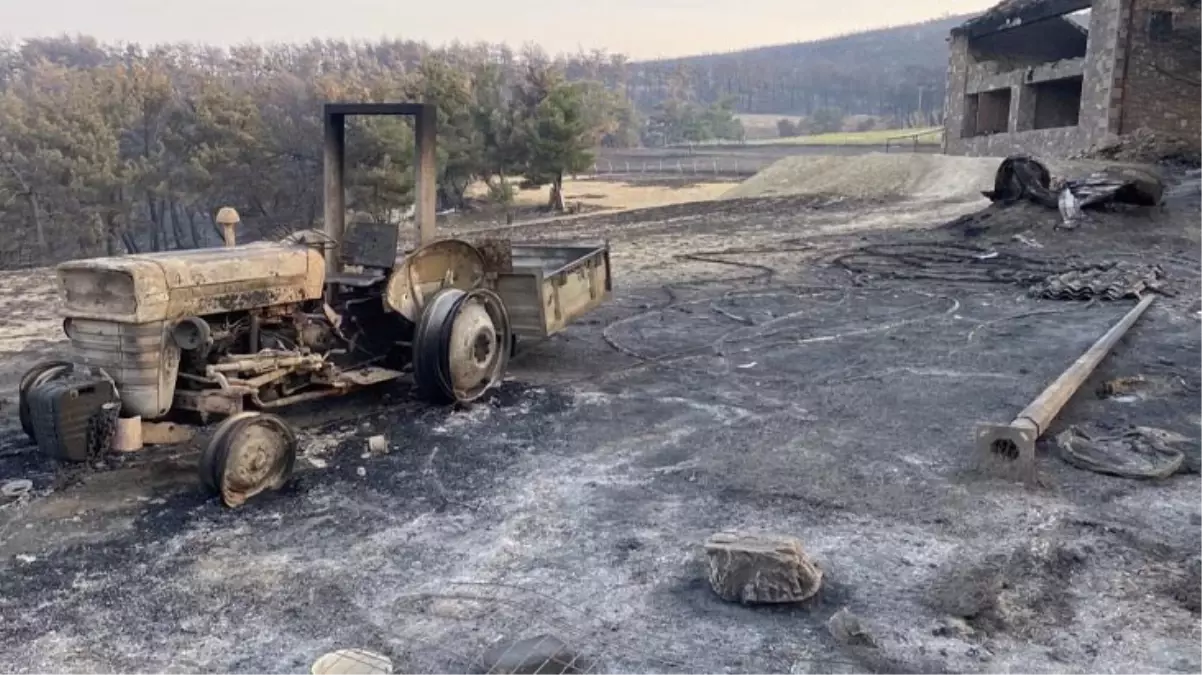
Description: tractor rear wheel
413,288,511,405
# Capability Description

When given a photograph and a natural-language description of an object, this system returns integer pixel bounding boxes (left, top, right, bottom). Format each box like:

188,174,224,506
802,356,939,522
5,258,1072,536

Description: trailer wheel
413,288,511,405
199,412,297,508
19,360,74,441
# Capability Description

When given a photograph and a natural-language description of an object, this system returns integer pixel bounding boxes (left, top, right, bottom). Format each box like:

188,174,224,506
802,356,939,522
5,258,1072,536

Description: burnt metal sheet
340,221,399,270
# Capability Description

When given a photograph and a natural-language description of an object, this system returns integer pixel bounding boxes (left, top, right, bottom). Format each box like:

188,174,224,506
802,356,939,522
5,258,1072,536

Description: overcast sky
0,1,997,59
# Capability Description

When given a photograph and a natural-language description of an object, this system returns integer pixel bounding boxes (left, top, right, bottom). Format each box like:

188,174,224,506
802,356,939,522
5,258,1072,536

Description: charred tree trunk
547,172,566,212
168,199,187,249
147,193,163,251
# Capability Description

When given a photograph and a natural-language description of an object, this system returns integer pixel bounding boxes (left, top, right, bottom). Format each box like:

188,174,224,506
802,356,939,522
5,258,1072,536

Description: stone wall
944,0,1129,157
948,126,1089,157
1117,0,1201,145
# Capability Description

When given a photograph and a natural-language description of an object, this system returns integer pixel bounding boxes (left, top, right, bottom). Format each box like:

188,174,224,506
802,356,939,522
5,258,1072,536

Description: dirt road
1,169,1199,673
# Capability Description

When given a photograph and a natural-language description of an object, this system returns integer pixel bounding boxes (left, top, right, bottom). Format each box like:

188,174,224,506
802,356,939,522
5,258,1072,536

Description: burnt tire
199,412,297,508
19,360,74,441
412,288,511,405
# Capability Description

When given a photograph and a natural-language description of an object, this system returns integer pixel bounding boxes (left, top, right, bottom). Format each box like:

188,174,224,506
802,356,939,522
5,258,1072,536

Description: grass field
749,126,944,146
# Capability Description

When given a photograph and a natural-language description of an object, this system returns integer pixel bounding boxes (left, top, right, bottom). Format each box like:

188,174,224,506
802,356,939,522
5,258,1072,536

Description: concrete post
414,104,438,246
1013,84,1037,132
323,111,346,277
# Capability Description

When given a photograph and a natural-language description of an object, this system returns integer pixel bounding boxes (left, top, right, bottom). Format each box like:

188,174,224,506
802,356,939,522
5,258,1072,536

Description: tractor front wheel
199,412,297,508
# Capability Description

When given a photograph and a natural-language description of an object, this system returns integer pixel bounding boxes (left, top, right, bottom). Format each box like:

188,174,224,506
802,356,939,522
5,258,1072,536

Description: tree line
0,18,963,266
628,15,968,126
0,38,658,266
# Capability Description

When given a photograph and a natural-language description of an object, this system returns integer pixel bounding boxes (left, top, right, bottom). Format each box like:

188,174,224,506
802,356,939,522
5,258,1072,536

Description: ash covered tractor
19,103,611,507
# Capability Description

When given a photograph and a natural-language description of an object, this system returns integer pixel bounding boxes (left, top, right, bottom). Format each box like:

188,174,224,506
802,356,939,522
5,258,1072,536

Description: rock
827,607,877,648
367,435,388,454
310,648,393,675
479,634,583,674
703,531,823,604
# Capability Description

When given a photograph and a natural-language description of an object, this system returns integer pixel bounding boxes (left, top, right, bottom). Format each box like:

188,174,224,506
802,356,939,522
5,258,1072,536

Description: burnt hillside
626,15,971,121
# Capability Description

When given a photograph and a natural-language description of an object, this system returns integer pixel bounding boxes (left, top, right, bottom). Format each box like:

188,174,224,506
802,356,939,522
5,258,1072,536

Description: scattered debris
15,554,37,564
480,634,584,674
984,155,1164,226
367,435,389,455
975,294,1155,482
1014,234,1043,249
310,648,393,675
703,531,823,604
1055,426,1189,479
1,479,33,501
932,616,976,639
827,608,877,648
1098,375,1157,400
1096,373,1193,410
984,156,1057,207
1079,128,1202,167
833,242,1168,301
1028,262,1167,301
356,466,367,478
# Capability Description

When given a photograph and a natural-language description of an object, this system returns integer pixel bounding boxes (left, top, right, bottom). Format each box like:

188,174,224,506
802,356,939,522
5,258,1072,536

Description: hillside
625,15,971,123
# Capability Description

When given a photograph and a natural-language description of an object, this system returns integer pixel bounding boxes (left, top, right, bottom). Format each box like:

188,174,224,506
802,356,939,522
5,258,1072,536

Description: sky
0,0,998,60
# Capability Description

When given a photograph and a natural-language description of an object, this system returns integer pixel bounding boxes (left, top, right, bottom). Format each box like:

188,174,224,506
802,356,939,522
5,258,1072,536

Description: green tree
513,65,600,212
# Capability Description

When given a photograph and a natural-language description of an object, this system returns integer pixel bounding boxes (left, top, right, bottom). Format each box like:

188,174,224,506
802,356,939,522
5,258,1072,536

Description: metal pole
975,294,1156,480
413,104,438,246
322,109,346,282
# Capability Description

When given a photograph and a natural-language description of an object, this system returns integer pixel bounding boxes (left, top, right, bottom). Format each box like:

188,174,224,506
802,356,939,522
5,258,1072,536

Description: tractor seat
326,220,399,288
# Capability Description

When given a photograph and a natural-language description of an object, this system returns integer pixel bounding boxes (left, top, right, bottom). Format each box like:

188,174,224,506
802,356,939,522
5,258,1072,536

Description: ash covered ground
1,169,1199,674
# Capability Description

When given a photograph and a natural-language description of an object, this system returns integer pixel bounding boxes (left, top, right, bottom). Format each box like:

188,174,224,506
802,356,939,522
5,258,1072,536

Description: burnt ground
0,171,1200,674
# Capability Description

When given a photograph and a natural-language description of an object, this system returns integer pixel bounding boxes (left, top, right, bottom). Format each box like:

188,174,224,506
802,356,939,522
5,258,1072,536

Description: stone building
942,0,1201,157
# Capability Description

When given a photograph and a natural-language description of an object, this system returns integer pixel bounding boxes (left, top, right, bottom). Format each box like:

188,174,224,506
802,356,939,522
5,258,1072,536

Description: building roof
952,0,1092,38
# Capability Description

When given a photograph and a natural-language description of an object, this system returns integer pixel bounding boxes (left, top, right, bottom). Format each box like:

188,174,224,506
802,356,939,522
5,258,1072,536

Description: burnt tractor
19,103,611,507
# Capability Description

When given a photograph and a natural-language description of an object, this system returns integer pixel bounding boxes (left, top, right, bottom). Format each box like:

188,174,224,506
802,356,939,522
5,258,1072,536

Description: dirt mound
1077,128,1202,167
721,153,1004,202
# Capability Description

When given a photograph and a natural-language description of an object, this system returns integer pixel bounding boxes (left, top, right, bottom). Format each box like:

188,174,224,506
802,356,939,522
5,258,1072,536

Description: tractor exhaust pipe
975,293,1156,482
216,207,240,248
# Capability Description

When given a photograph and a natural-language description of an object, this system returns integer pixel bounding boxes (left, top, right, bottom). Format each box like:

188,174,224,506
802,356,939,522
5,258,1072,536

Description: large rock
704,531,823,604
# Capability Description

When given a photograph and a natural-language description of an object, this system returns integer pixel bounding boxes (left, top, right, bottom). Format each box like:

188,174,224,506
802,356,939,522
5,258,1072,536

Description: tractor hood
56,243,326,324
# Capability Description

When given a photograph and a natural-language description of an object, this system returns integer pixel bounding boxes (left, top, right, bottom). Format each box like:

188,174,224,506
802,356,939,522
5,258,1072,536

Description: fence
589,157,767,178
884,128,946,153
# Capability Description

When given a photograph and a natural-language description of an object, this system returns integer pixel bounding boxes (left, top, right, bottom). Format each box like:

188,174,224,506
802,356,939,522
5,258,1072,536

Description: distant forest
624,15,970,126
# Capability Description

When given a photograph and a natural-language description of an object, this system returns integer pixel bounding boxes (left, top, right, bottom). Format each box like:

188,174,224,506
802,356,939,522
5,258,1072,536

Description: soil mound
721,153,1003,202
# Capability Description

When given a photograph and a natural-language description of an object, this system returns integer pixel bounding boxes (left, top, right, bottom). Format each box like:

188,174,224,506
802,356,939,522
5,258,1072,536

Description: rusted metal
174,389,244,417
323,102,438,274
975,293,1156,481
140,420,196,446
